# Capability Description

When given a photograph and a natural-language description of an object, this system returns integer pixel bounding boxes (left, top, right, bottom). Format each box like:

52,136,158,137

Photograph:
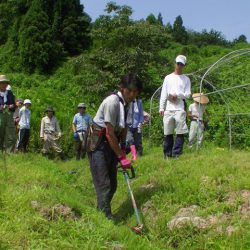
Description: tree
165,22,173,33
157,13,163,26
90,3,169,96
146,14,158,25
172,15,188,44
54,0,91,55
146,13,163,26
233,34,248,44
18,0,58,72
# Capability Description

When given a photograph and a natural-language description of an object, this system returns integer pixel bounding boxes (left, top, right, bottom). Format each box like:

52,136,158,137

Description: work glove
73,132,78,140
118,155,131,170
8,104,15,109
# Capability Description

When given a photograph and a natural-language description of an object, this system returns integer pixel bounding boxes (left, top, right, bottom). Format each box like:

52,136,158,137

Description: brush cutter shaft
123,171,142,226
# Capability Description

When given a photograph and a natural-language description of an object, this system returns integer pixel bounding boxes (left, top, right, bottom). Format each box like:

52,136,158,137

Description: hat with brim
0,75,11,84
17,98,24,104
24,99,32,105
46,107,55,113
78,103,86,108
192,93,209,104
175,55,187,65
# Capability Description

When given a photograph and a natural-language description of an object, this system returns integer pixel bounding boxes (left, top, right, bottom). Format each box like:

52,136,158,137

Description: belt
77,130,87,133
44,131,55,135
191,119,203,122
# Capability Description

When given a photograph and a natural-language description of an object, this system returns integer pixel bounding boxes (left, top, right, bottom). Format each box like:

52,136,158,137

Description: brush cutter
122,166,144,234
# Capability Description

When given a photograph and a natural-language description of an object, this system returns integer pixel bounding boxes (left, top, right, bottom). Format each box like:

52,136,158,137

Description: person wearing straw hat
72,103,92,160
40,107,66,161
159,55,191,159
188,93,209,148
16,99,32,152
0,75,16,153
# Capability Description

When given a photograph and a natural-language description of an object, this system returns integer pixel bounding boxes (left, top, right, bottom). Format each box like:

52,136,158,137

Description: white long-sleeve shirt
19,106,31,129
159,73,191,111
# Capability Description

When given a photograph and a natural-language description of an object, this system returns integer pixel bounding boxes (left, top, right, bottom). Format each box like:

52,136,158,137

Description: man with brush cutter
87,73,143,222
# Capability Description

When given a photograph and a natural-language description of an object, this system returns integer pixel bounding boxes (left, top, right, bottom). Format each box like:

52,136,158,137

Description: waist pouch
86,123,106,152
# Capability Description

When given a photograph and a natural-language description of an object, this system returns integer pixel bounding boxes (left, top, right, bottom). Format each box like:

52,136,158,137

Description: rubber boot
59,152,67,161
42,152,49,159
130,145,137,161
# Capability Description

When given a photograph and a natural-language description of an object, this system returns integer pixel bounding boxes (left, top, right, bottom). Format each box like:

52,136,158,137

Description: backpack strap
112,92,129,121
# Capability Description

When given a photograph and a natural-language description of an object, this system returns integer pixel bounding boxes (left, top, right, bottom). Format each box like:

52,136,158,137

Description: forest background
0,0,249,155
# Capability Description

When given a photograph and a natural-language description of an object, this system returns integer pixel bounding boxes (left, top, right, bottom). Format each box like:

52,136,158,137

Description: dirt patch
168,216,209,230
167,205,230,231
138,182,157,192
226,225,238,236
31,200,81,221
227,190,250,204
111,244,124,250
167,191,250,232
227,190,250,217
175,205,199,217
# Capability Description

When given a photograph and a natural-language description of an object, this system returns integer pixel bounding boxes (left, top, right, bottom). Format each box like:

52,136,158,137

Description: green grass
0,145,250,249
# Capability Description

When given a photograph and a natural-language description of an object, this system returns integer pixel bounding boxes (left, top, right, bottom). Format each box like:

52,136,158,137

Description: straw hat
46,106,55,113
192,93,209,104
0,75,10,84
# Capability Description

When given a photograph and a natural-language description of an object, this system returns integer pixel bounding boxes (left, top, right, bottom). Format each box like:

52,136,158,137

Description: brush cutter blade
131,224,143,235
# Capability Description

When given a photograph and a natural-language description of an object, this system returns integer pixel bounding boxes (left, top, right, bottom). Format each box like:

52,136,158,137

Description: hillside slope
0,146,250,249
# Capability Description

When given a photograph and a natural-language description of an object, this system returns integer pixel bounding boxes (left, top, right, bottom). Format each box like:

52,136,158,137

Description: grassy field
0,145,250,250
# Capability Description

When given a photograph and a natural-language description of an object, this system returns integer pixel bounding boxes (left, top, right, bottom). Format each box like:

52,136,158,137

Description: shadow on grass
113,183,166,224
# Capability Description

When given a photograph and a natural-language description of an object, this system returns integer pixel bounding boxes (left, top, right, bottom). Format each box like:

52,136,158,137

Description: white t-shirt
159,73,191,111
189,103,205,120
19,106,31,129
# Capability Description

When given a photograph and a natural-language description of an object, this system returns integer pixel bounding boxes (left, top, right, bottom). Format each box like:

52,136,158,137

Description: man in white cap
188,93,209,148
16,99,32,152
72,103,92,160
0,75,16,153
159,55,191,158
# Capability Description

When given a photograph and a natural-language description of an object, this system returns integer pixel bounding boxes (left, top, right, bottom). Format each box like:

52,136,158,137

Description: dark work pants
17,128,30,151
88,140,118,218
127,127,143,156
164,134,184,157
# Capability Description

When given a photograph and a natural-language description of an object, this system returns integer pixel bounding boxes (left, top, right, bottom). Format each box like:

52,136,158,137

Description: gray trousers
188,121,204,147
126,127,143,156
88,140,118,217
75,131,87,160
0,111,16,153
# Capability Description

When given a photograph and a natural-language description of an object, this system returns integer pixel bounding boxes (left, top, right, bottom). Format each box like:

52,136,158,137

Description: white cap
175,55,187,65
24,99,32,105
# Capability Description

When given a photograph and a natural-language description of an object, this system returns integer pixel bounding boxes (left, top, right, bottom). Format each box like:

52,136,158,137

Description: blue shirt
129,99,144,128
73,113,92,131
